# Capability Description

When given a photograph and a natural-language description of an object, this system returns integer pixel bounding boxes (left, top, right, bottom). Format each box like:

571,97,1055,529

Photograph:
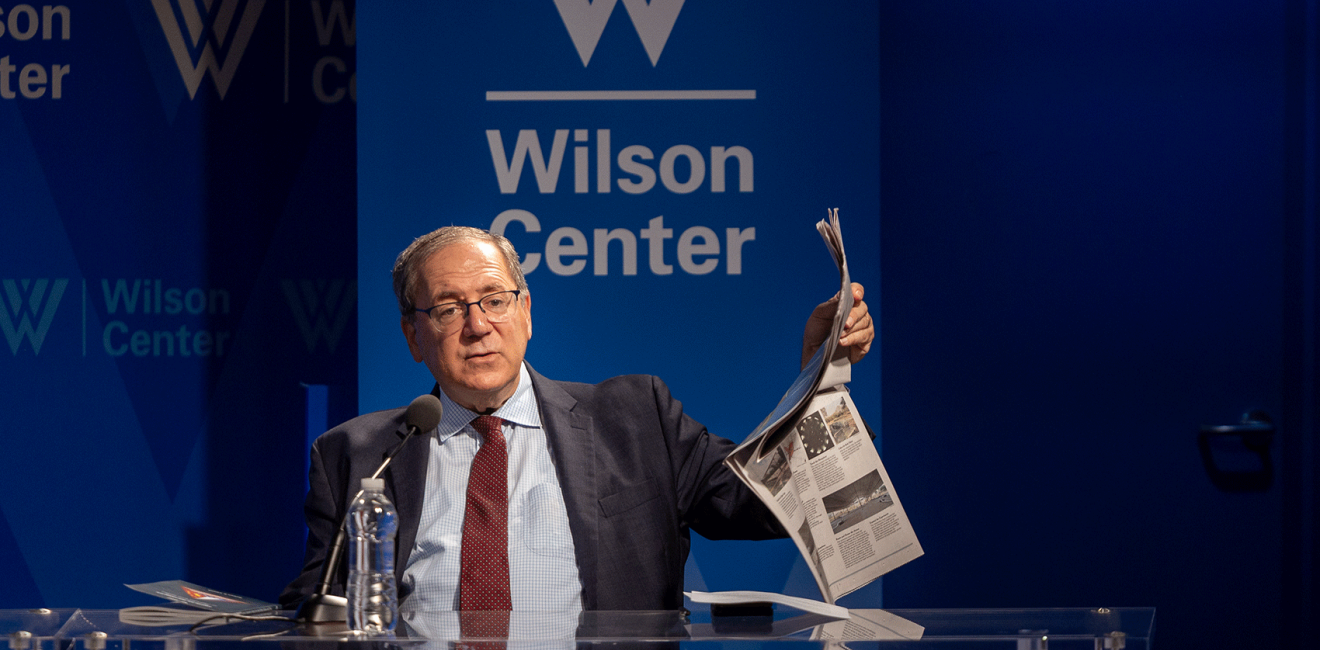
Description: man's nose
462,303,493,333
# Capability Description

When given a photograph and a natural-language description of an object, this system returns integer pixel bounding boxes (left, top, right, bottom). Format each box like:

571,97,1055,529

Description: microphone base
296,593,348,623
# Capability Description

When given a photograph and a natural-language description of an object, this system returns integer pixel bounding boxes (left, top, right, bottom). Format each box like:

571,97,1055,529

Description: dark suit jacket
281,367,785,610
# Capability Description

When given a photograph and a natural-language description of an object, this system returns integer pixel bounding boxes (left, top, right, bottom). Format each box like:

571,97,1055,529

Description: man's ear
402,316,424,362
521,291,532,340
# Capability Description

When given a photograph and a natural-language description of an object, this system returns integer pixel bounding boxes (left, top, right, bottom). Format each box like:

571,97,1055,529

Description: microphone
374,394,442,478
297,394,442,624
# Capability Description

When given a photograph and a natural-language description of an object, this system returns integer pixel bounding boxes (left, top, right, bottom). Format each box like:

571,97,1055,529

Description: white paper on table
684,590,849,619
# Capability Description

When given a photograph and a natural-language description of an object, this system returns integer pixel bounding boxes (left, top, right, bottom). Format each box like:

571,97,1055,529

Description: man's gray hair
391,226,530,317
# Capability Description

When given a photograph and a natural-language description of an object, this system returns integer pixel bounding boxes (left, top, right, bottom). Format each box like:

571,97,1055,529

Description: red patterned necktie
460,415,512,613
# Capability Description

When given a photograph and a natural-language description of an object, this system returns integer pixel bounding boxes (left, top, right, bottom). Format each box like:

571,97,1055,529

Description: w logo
0,279,68,356
282,279,356,353
151,0,267,99
554,0,684,67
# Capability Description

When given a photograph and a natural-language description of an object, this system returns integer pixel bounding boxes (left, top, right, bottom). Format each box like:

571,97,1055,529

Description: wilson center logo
151,0,267,99
282,279,356,353
0,279,68,356
553,0,684,66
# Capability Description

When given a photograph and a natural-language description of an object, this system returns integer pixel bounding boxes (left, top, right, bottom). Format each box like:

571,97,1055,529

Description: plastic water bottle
347,477,398,634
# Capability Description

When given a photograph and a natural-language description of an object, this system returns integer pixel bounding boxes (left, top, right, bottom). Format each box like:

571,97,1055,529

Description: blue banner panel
0,0,356,607
359,1,881,604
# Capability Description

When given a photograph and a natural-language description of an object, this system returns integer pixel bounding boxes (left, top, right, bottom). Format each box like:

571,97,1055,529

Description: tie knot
471,415,504,441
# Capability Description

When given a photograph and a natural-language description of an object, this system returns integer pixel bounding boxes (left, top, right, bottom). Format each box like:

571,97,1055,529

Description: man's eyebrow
431,284,510,302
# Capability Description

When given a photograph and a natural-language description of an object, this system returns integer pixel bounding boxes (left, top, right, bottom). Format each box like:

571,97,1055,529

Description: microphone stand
296,423,428,624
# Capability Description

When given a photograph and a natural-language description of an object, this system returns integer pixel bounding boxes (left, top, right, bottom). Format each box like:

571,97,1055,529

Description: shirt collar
434,363,541,443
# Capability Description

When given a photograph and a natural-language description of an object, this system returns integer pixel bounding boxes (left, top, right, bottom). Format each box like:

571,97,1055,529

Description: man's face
402,240,532,413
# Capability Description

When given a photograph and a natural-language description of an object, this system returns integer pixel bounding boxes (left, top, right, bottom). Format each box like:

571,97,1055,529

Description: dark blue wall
879,1,1315,647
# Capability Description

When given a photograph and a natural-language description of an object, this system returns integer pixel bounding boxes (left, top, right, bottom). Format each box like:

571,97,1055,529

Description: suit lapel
528,367,599,610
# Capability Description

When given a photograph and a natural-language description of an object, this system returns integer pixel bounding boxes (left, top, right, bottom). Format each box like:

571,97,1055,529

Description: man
281,226,873,612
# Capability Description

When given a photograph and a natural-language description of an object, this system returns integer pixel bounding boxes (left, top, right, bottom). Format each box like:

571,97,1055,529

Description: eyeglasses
414,290,522,331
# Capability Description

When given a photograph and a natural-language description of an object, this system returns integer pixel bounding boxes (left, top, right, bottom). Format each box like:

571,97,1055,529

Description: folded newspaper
726,210,923,605
120,580,279,626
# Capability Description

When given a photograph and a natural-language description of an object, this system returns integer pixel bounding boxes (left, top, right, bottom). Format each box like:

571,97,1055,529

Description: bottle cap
360,477,385,491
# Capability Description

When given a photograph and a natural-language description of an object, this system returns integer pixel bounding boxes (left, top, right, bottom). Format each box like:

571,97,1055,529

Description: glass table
2,606,1153,649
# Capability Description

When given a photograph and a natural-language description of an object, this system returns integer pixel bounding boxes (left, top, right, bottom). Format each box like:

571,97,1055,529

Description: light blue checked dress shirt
400,363,583,613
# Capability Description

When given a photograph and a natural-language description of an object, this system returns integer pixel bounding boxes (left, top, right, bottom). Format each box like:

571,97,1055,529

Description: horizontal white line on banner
486,90,757,101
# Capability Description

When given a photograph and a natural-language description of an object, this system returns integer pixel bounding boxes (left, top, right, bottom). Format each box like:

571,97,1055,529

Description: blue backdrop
4,5,1310,644
356,1,882,603
0,0,881,608
1,0,357,607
